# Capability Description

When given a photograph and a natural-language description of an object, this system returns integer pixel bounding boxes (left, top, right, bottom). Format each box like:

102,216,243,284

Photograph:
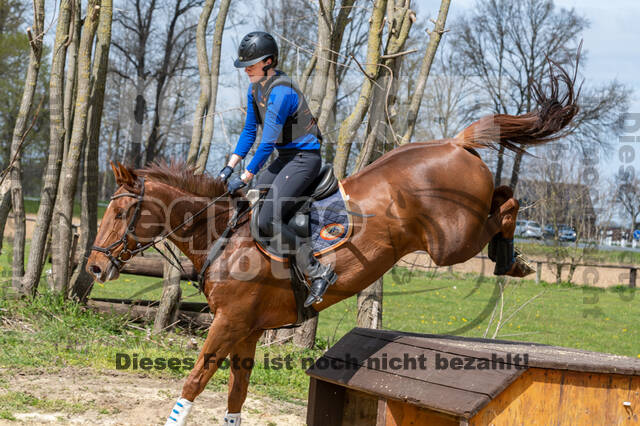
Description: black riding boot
276,222,337,307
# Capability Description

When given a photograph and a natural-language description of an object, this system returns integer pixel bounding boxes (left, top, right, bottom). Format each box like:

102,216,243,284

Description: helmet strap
261,56,277,75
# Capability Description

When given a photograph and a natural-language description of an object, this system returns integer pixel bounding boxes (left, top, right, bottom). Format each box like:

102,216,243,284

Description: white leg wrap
165,398,193,426
223,411,241,425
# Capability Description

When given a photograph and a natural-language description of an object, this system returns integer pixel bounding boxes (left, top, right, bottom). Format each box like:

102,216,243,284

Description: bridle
91,177,153,271
91,177,238,275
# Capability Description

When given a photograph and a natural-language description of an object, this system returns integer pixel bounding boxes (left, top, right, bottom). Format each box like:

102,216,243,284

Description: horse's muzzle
86,258,119,283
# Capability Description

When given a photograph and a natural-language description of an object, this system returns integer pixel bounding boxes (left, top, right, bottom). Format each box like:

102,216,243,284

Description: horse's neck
151,183,230,270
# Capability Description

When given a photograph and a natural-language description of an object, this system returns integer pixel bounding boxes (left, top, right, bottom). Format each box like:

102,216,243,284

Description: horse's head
87,162,165,283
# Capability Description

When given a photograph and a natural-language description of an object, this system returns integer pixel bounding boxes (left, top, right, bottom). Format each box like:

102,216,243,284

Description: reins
91,177,243,280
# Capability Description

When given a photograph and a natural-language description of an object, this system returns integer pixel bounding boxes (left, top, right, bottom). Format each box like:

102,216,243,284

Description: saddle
248,164,341,326
249,164,339,259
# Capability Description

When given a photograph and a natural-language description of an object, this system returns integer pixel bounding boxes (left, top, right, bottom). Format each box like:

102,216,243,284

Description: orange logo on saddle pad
320,223,345,241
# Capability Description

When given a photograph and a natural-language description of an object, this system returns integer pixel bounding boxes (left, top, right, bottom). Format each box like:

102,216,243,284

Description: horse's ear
110,161,120,181
115,162,138,190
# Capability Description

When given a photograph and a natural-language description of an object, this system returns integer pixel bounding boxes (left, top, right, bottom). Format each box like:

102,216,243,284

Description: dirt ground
0,368,306,425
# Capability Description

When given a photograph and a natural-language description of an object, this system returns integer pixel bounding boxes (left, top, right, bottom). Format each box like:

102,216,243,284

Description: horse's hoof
505,252,535,278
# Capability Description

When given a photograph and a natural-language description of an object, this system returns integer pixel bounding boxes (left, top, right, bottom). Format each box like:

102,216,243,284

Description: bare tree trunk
51,1,101,296
315,0,355,142
186,0,214,166
69,0,113,301
261,328,294,346
399,0,450,145
153,242,182,333
298,48,317,94
509,149,523,190
115,0,158,168
307,0,335,118
357,277,383,328
333,0,387,179
10,0,45,293
0,181,11,254
494,145,505,185
293,316,318,348
63,1,81,161
356,0,414,167
130,76,146,168
196,0,231,173
145,0,200,165
22,0,73,297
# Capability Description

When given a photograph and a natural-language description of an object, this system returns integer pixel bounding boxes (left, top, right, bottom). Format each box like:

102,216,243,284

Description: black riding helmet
234,31,278,70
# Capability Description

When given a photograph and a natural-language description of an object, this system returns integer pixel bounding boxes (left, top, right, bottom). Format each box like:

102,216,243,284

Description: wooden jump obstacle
306,328,640,425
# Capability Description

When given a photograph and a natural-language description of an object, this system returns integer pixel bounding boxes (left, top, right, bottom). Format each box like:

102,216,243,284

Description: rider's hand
227,176,246,195
218,165,234,182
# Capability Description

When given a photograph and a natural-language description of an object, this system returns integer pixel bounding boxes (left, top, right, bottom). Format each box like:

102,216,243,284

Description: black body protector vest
251,71,323,146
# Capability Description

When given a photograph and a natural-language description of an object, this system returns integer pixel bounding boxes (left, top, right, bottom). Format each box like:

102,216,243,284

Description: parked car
515,220,543,239
543,224,555,239
558,224,577,242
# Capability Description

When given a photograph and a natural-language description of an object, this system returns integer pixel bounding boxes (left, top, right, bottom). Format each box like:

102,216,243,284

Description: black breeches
256,149,322,252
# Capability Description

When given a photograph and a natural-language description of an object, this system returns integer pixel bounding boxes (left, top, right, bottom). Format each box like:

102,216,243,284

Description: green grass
1,238,639,407
91,273,206,303
1,268,639,406
317,267,640,357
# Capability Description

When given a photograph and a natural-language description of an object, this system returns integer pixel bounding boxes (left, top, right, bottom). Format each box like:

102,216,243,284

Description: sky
37,0,640,203
418,0,640,177
220,0,640,178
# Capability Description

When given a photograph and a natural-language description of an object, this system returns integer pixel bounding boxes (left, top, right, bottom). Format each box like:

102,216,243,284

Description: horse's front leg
164,313,252,426
223,329,264,425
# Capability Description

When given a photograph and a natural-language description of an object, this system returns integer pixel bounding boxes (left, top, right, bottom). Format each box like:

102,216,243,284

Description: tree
8,0,45,292
615,170,640,232
51,0,101,295
111,0,157,168
332,0,386,179
353,0,423,329
187,0,231,172
22,0,74,296
451,0,628,189
144,0,201,166
69,0,114,301
398,0,450,145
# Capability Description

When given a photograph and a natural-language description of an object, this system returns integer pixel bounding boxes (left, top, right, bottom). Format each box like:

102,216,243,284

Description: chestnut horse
87,66,578,425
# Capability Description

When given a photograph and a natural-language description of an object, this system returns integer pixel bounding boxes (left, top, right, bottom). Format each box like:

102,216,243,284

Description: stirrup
304,269,337,307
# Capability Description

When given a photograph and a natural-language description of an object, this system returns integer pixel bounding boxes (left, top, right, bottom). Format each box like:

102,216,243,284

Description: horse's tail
453,59,581,154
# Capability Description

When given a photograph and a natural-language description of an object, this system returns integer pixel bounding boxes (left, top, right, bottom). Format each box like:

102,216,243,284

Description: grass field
1,239,639,404
88,267,640,357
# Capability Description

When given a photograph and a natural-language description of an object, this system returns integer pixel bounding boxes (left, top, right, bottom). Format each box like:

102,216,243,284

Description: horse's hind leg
486,185,534,277
224,329,264,425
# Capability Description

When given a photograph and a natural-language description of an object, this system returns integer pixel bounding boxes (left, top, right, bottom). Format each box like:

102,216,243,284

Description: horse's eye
115,211,124,219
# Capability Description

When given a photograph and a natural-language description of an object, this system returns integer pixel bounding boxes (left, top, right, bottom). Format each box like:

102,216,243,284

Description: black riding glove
219,165,234,182
227,176,246,195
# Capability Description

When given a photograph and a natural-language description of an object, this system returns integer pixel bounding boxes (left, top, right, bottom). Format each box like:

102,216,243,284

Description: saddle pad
309,182,353,255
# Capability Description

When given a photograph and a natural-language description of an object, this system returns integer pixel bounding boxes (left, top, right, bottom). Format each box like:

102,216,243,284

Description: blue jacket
233,84,321,174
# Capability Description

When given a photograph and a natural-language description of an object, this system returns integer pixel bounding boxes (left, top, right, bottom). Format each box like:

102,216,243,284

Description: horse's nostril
91,264,102,277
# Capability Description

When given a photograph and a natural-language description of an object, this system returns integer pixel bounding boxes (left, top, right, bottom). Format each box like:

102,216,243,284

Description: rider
218,31,337,307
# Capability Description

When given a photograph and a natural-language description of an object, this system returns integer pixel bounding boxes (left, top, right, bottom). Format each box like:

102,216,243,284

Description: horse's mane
135,159,227,198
